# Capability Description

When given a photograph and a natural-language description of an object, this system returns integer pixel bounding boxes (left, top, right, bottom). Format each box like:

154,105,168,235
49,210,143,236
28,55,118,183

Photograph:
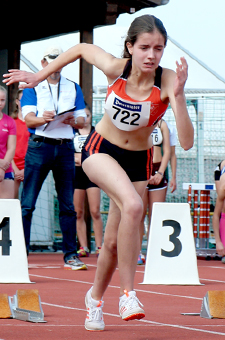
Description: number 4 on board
0,217,12,256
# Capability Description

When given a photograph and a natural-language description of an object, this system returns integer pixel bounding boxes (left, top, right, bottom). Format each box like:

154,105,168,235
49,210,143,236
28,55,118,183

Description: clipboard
43,107,76,132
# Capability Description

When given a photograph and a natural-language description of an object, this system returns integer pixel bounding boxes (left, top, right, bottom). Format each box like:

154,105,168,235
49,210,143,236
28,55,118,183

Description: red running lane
0,253,225,339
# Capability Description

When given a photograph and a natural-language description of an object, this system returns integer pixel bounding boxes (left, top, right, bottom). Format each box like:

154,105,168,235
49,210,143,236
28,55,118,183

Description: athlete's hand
174,57,188,97
3,70,39,89
0,159,10,171
0,169,5,182
169,178,177,193
216,240,225,256
14,168,25,181
153,173,163,185
148,173,162,186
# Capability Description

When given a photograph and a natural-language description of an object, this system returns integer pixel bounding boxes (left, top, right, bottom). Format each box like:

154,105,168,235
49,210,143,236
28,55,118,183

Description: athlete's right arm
213,167,225,256
213,196,225,256
3,44,127,88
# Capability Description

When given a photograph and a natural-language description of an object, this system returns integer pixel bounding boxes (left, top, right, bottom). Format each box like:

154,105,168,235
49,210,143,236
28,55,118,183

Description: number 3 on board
161,219,182,258
0,217,12,256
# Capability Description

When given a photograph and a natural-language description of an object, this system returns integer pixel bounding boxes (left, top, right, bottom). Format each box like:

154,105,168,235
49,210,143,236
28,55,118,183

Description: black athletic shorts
82,129,153,182
75,166,98,190
214,161,225,181
215,162,222,181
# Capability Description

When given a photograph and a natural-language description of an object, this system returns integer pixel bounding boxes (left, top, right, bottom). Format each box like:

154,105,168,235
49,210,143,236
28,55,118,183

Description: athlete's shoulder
161,67,176,78
160,68,176,96
106,58,130,85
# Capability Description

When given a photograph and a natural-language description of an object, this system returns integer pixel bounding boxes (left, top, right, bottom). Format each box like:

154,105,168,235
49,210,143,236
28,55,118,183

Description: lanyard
47,77,61,114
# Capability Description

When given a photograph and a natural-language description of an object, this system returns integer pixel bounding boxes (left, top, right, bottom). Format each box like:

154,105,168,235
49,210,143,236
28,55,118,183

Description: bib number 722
0,217,12,255
112,105,140,126
161,219,182,258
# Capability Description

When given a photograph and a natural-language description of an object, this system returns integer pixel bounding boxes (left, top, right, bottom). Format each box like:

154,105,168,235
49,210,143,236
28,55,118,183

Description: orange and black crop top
104,60,169,132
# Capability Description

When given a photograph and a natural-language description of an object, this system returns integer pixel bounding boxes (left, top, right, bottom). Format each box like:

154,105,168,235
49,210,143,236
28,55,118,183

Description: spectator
213,160,225,261
165,120,177,194
18,45,87,270
74,104,103,257
11,90,30,198
0,86,16,198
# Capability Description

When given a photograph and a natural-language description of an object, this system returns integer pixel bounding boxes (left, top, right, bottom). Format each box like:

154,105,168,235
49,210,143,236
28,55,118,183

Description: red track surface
1,253,225,339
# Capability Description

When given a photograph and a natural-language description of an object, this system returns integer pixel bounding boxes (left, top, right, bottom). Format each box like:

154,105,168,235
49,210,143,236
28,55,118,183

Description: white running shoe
119,290,145,321
85,287,105,331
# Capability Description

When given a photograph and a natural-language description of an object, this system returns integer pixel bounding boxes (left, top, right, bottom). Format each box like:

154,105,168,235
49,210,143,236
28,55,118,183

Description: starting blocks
0,289,45,323
0,294,11,318
201,291,225,319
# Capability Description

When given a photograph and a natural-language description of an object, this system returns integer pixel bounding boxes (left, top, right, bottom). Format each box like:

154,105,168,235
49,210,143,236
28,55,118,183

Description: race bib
74,134,88,153
105,91,151,131
151,127,163,146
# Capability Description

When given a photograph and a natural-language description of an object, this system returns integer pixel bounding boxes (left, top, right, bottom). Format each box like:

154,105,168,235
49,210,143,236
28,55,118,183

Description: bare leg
73,189,88,248
148,187,167,237
87,187,103,248
118,181,146,295
0,180,14,199
14,178,22,199
83,154,147,299
92,199,120,298
139,187,148,251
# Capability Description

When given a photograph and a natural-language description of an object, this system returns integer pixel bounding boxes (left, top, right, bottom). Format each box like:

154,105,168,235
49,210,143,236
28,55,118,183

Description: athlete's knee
90,208,101,220
104,235,117,256
123,196,143,220
75,208,84,220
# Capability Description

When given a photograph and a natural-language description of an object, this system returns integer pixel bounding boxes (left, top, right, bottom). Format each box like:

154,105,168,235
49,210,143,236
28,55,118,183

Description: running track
1,253,225,340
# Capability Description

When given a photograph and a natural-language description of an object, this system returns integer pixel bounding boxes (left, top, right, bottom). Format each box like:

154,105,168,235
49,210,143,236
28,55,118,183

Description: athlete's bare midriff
95,113,154,151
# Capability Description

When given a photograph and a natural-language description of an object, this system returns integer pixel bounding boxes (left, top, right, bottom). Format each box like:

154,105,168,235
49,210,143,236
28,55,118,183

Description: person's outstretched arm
3,44,127,88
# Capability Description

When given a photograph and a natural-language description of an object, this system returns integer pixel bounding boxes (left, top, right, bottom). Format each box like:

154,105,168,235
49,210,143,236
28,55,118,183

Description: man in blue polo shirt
21,45,87,270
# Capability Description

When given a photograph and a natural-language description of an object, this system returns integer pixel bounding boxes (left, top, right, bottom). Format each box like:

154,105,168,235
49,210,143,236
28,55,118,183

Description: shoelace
88,301,104,321
120,290,144,311
68,256,79,263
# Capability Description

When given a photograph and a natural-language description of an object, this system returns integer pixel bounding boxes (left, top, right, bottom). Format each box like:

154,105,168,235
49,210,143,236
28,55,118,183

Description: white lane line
29,263,225,284
72,264,225,284
140,318,225,336
0,322,225,329
41,302,225,336
200,278,225,283
29,274,202,300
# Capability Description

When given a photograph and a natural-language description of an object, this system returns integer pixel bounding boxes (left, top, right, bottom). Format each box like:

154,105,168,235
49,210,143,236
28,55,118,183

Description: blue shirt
21,76,86,139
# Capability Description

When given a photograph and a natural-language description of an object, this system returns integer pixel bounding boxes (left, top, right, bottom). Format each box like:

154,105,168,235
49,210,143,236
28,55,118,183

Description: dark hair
10,89,23,119
123,15,167,58
84,100,91,113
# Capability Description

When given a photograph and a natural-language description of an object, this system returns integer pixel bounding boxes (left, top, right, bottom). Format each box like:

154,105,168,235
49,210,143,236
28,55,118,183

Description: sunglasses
44,54,59,60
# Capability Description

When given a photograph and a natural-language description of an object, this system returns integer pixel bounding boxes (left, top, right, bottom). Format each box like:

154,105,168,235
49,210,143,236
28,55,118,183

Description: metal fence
29,91,225,251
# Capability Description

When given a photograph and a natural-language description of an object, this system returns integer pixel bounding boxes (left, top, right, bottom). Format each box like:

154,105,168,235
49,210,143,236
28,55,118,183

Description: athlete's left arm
163,58,194,151
158,120,171,177
213,194,225,256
